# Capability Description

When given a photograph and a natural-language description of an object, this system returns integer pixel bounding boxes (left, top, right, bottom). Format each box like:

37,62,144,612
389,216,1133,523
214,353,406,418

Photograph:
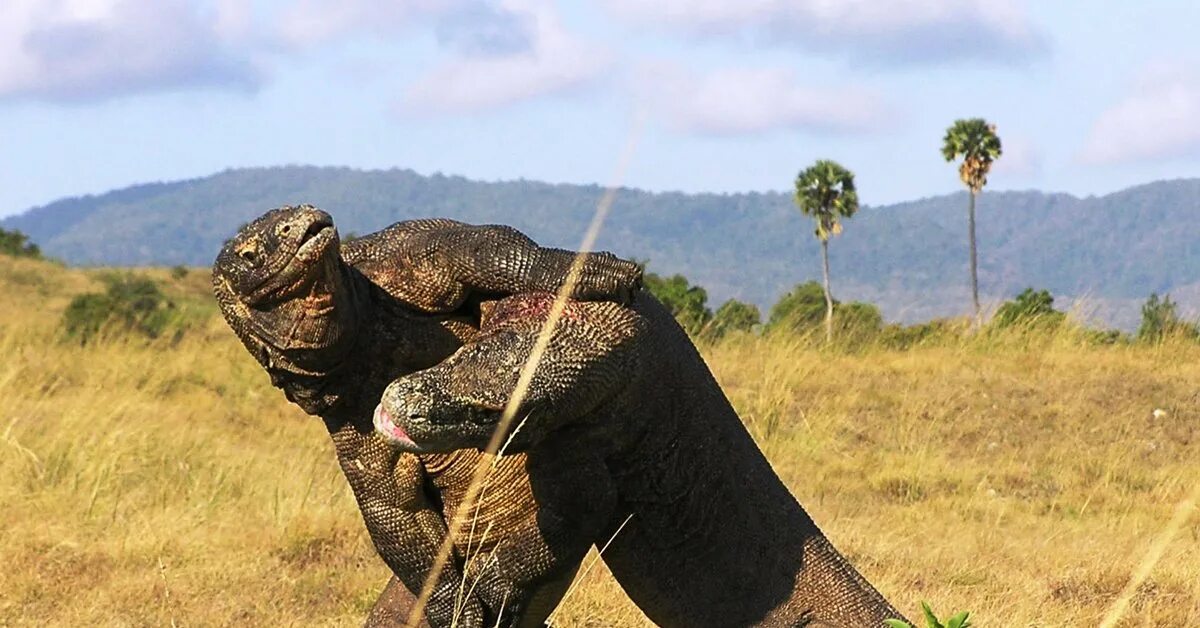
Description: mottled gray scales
212,204,641,627
377,292,909,627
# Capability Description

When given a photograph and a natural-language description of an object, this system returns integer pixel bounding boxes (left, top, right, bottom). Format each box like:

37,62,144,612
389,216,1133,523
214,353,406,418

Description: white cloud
1081,66,1200,165
275,0,609,112
435,2,537,56
0,0,605,109
400,0,610,112
277,0,465,45
635,63,887,136
0,0,261,102
599,0,1047,65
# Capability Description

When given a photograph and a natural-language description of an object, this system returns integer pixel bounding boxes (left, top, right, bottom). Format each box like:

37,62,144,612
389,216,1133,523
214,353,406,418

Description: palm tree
794,159,859,343
942,118,1002,329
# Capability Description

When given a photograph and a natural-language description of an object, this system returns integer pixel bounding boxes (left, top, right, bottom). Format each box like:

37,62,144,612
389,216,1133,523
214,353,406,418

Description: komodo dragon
212,205,642,627
375,292,911,627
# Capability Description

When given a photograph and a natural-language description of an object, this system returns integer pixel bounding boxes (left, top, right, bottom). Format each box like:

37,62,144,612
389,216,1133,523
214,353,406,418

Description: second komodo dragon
375,291,912,627
212,205,642,627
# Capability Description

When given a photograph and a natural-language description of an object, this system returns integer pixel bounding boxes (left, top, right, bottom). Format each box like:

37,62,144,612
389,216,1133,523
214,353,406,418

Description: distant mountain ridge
6,166,1200,329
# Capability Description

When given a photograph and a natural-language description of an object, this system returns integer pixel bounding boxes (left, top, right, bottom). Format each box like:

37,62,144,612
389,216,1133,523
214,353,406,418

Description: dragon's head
212,205,359,372
371,329,528,453
370,295,634,454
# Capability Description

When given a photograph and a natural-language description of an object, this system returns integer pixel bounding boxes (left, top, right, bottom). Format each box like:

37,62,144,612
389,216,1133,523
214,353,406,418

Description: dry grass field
2,255,1198,626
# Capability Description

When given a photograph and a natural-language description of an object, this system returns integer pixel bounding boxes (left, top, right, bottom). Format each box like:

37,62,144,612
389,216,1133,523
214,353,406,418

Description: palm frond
794,159,859,241
942,118,1002,193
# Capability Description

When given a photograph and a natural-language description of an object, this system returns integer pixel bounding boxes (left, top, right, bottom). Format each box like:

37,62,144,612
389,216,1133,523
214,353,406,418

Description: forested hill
5,166,1199,327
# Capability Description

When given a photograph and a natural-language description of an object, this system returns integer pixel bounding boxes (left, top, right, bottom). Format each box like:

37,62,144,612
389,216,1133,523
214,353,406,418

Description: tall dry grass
2,256,1198,626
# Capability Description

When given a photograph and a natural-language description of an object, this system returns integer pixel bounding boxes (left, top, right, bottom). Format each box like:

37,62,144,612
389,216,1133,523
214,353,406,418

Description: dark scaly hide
213,205,642,627
379,293,911,627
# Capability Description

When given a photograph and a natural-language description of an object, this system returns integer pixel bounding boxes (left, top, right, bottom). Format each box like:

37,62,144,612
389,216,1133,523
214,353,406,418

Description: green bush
0,228,41,259
766,281,883,342
767,281,827,331
992,288,1066,329
643,271,713,334
1084,327,1129,345
62,275,177,343
837,301,884,338
887,601,971,628
706,299,761,338
1137,293,1199,343
170,265,189,280
879,318,962,349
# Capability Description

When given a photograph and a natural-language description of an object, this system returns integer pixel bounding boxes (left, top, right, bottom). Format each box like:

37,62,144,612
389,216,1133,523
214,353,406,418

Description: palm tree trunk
821,239,833,343
968,190,981,329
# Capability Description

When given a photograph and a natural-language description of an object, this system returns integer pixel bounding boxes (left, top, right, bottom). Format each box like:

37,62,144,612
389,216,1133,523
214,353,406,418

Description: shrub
879,318,962,349
767,281,827,331
837,301,884,338
886,601,972,628
170,265,189,280
0,227,41,259
62,274,177,343
707,299,761,338
643,272,712,334
1137,293,1199,343
1084,327,1129,345
992,288,1065,329
766,281,883,343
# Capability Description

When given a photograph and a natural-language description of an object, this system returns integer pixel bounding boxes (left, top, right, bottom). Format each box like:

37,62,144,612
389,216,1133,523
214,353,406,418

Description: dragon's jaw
239,252,357,360
214,206,361,373
215,205,336,299
373,378,511,454
245,221,337,305
373,404,422,450
372,404,502,454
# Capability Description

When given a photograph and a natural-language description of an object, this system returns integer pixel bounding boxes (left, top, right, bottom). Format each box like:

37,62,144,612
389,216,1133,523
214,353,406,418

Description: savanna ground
2,254,1198,627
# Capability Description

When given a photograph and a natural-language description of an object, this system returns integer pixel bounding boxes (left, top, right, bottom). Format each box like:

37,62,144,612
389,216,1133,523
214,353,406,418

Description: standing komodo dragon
212,205,642,627
375,291,911,627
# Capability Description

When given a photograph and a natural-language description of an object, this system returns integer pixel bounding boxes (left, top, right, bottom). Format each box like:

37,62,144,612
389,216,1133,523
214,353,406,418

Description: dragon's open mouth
295,218,335,261
303,216,332,241
250,217,337,303
374,404,421,450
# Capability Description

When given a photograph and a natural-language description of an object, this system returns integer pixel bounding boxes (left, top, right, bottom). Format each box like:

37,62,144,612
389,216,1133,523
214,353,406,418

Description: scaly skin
377,293,911,627
211,205,641,627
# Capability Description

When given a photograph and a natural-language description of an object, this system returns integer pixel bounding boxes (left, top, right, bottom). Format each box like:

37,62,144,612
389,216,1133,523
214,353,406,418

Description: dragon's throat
261,262,362,373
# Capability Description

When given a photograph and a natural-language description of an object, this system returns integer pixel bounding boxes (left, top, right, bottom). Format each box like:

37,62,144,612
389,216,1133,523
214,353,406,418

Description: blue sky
2,0,1199,218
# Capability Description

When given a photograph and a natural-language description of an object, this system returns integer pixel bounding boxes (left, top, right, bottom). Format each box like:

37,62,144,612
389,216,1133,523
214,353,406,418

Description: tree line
644,269,1198,347
0,227,42,259
3,138,1198,348
649,114,1195,345
794,118,1002,341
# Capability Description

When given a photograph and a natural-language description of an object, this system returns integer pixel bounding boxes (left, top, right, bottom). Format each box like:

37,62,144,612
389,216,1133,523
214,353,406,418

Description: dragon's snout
277,207,333,246
381,378,435,421
376,376,507,453
376,378,441,451
274,207,336,263
373,403,419,450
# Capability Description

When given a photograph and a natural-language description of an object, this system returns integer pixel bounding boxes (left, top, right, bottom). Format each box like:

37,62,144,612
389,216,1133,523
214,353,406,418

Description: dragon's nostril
281,225,291,235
